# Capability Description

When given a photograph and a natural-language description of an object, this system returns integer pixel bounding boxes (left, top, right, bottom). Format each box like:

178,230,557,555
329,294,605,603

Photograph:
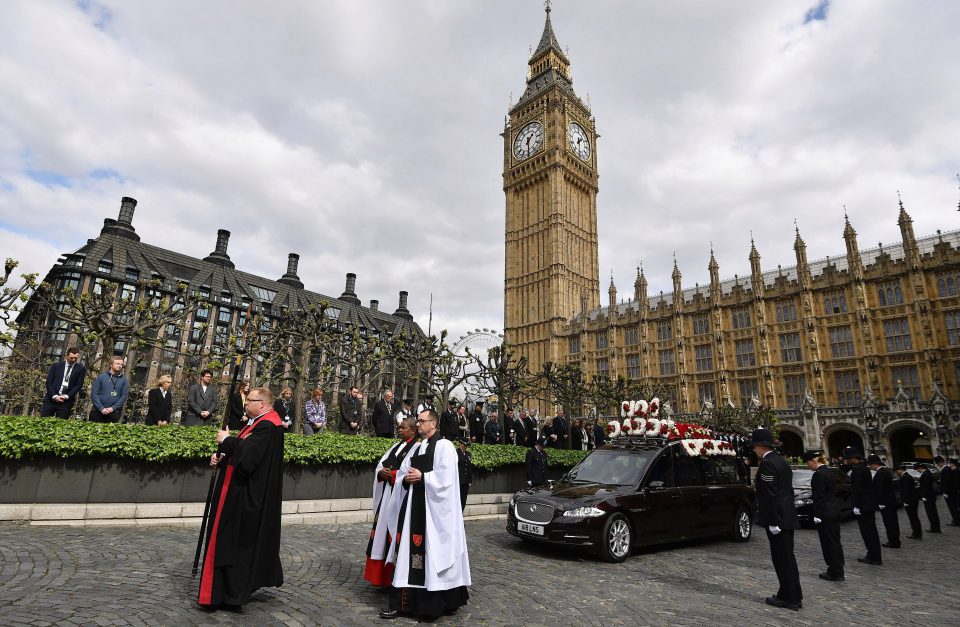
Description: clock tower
503,3,600,375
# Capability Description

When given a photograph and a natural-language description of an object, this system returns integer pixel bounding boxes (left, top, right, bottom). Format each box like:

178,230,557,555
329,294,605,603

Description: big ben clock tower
503,2,600,375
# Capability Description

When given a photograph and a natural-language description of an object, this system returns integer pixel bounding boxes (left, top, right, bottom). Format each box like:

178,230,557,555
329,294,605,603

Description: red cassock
364,438,416,586
197,410,285,607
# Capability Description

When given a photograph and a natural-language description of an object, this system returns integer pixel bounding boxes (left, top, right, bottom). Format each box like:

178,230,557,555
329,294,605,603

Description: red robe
197,410,285,607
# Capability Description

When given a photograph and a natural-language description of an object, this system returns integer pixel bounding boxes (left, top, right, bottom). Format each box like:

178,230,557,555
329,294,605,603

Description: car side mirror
647,480,665,490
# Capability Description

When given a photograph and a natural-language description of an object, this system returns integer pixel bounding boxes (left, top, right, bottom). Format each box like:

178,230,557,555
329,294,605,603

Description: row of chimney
101,197,413,320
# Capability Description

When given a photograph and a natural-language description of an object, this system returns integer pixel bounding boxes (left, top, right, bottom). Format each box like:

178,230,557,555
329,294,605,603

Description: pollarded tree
466,344,537,417
0,258,38,353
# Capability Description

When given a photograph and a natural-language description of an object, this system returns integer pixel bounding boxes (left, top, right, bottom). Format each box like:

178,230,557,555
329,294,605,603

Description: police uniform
456,438,472,511
846,447,882,565
897,464,922,538
804,451,844,581
917,463,941,532
526,440,548,486
869,454,900,548
754,429,802,610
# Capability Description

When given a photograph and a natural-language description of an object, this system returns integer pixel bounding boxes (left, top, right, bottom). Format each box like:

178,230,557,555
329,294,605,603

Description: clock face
513,121,544,160
567,122,591,160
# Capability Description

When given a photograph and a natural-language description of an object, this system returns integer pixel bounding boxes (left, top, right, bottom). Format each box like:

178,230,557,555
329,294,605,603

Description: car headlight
510,494,517,508
562,506,605,518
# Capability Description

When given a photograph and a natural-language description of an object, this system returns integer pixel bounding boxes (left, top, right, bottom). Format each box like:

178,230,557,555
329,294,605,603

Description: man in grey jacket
89,356,128,423
183,369,218,426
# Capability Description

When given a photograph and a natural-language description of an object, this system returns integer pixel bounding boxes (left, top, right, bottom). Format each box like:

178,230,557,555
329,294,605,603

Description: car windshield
565,450,655,486
792,469,813,488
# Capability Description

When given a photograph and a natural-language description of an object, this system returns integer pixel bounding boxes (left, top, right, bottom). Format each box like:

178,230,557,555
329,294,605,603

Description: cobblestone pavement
1,503,959,626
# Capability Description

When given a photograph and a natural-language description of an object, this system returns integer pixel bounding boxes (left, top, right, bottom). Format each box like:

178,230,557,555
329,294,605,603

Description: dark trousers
946,495,960,524
923,498,941,532
816,519,844,577
40,397,73,418
460,484,470,512
88,408,119,423
904,501,923,537
766,529,802,604
856,511,882,562
879,506,901,546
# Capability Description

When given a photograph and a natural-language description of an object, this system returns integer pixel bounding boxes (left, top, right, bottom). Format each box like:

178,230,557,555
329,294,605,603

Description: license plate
518,521,544,536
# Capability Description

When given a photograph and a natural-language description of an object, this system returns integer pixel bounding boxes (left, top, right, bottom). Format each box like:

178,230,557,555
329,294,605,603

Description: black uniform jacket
440,409,460,439
849,462,878,512
919,469,938,501
526,446,548,485
898,471,918,505
468,410,484,441
755,451,800,529
872,466,898,508
811,465,840,520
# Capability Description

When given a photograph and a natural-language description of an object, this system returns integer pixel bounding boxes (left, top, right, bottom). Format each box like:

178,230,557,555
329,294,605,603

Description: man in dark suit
509,409,528,446
456,437,472,511
522,410,538,448
468,401,484,443
338,386,362,435
593,418,607,448
753,428,802,610
935,456,959,526
439,399,460,440
845,447,882,565
40,347,85,418
804,450,844,581
551,409,569,449
867,454,900,548
183,369,218,426
484,412,502,444
917,462,941,533
895,463,922,539
371,389,396,438
526,437,549,486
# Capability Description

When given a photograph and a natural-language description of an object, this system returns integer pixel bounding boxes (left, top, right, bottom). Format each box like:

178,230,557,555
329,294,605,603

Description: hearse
507,436,756,562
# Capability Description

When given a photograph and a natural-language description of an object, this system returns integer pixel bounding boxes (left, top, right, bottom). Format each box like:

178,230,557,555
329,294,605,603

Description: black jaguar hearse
507,437,756,562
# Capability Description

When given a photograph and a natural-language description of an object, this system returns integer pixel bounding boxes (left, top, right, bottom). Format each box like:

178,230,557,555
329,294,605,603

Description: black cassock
198,410,285,607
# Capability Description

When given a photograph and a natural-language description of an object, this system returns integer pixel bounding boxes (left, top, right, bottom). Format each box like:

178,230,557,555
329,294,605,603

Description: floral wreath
608,399,737,457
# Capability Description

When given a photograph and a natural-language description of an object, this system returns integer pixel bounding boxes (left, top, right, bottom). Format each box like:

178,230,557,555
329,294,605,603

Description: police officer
917,462,941,533
895,463,922,539
526,436,549,487
456,437,472,511
845,447,882,565
468,401,485,443
803,450,844,581
753,428,802,610
867,454,900,548
440,399,460,440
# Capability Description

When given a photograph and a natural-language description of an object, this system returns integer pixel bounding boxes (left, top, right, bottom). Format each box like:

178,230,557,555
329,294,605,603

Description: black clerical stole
407,434,439,585
365,439,414,558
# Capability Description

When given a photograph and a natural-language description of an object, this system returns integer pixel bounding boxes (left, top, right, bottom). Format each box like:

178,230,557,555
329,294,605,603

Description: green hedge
0,415,588,471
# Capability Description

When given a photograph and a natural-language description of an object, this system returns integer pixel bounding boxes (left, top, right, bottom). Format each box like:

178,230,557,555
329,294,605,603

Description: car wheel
598,513,631,562
730,506,752,542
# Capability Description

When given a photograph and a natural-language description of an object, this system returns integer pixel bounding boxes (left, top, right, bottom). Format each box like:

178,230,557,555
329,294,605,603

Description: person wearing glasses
380,409,471,620
197,387,285,610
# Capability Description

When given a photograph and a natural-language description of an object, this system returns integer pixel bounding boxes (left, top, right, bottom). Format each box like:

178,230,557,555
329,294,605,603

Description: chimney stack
393,290,413,320
370,299,379,311
203,229,235,268
118,197,137,224
278,253,304,289
338,272,361,305
100,196,140,241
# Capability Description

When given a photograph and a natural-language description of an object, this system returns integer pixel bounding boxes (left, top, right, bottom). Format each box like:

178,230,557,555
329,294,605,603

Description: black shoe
857,557,882,566
948,522,960,526
765,596,801,611
882,542,901,548
379,610,400,620
928,528,942,533
907,534,922,539
819,572,845,581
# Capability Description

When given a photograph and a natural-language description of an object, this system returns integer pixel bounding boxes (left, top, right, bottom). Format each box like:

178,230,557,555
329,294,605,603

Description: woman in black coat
146,375,173,426
228,381,249,430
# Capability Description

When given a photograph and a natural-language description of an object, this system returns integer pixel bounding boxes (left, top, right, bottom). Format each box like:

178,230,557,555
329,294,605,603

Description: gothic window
945,311,960,345
693,315,710,336
890,365,920,400
784,375,806,409
596,358,610,379
876,281,904,307
779,332,802,363
626,355,641,379
936,272,960,297
697,382,715,404
883,317,912,352
624,327,640,346
823,292,848,315
738,379,759,405
775,300,798,322
828,326,855,358
694,345,713,372
569,336,581,354
731,307,752,330
595,333,609,350
834,371,861,407
735,339,756,368
658,349,676,376
656,320,673,341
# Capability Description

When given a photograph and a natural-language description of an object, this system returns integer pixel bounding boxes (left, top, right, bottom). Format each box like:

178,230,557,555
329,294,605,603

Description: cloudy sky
1,0,958,342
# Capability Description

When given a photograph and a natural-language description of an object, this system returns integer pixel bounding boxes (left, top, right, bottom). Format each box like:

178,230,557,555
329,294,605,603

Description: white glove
813,517,822,524
922,498,927,502
768,525,781,535
879,505,886,510
527,480,532,486
853,507,861,516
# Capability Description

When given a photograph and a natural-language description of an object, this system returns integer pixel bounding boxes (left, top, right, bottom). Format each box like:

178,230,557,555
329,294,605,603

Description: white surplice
386,437,471,591
368,439,414,561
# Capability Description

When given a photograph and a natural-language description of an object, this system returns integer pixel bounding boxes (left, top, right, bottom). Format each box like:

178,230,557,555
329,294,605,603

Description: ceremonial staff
192,303,254,577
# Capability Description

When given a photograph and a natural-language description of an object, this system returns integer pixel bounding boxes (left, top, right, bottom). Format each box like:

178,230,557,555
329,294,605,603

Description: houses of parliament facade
503,5,960,461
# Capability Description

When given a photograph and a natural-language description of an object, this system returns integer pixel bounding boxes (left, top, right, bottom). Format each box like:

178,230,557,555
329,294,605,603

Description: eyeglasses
416,418,436,424
246,397,263,404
